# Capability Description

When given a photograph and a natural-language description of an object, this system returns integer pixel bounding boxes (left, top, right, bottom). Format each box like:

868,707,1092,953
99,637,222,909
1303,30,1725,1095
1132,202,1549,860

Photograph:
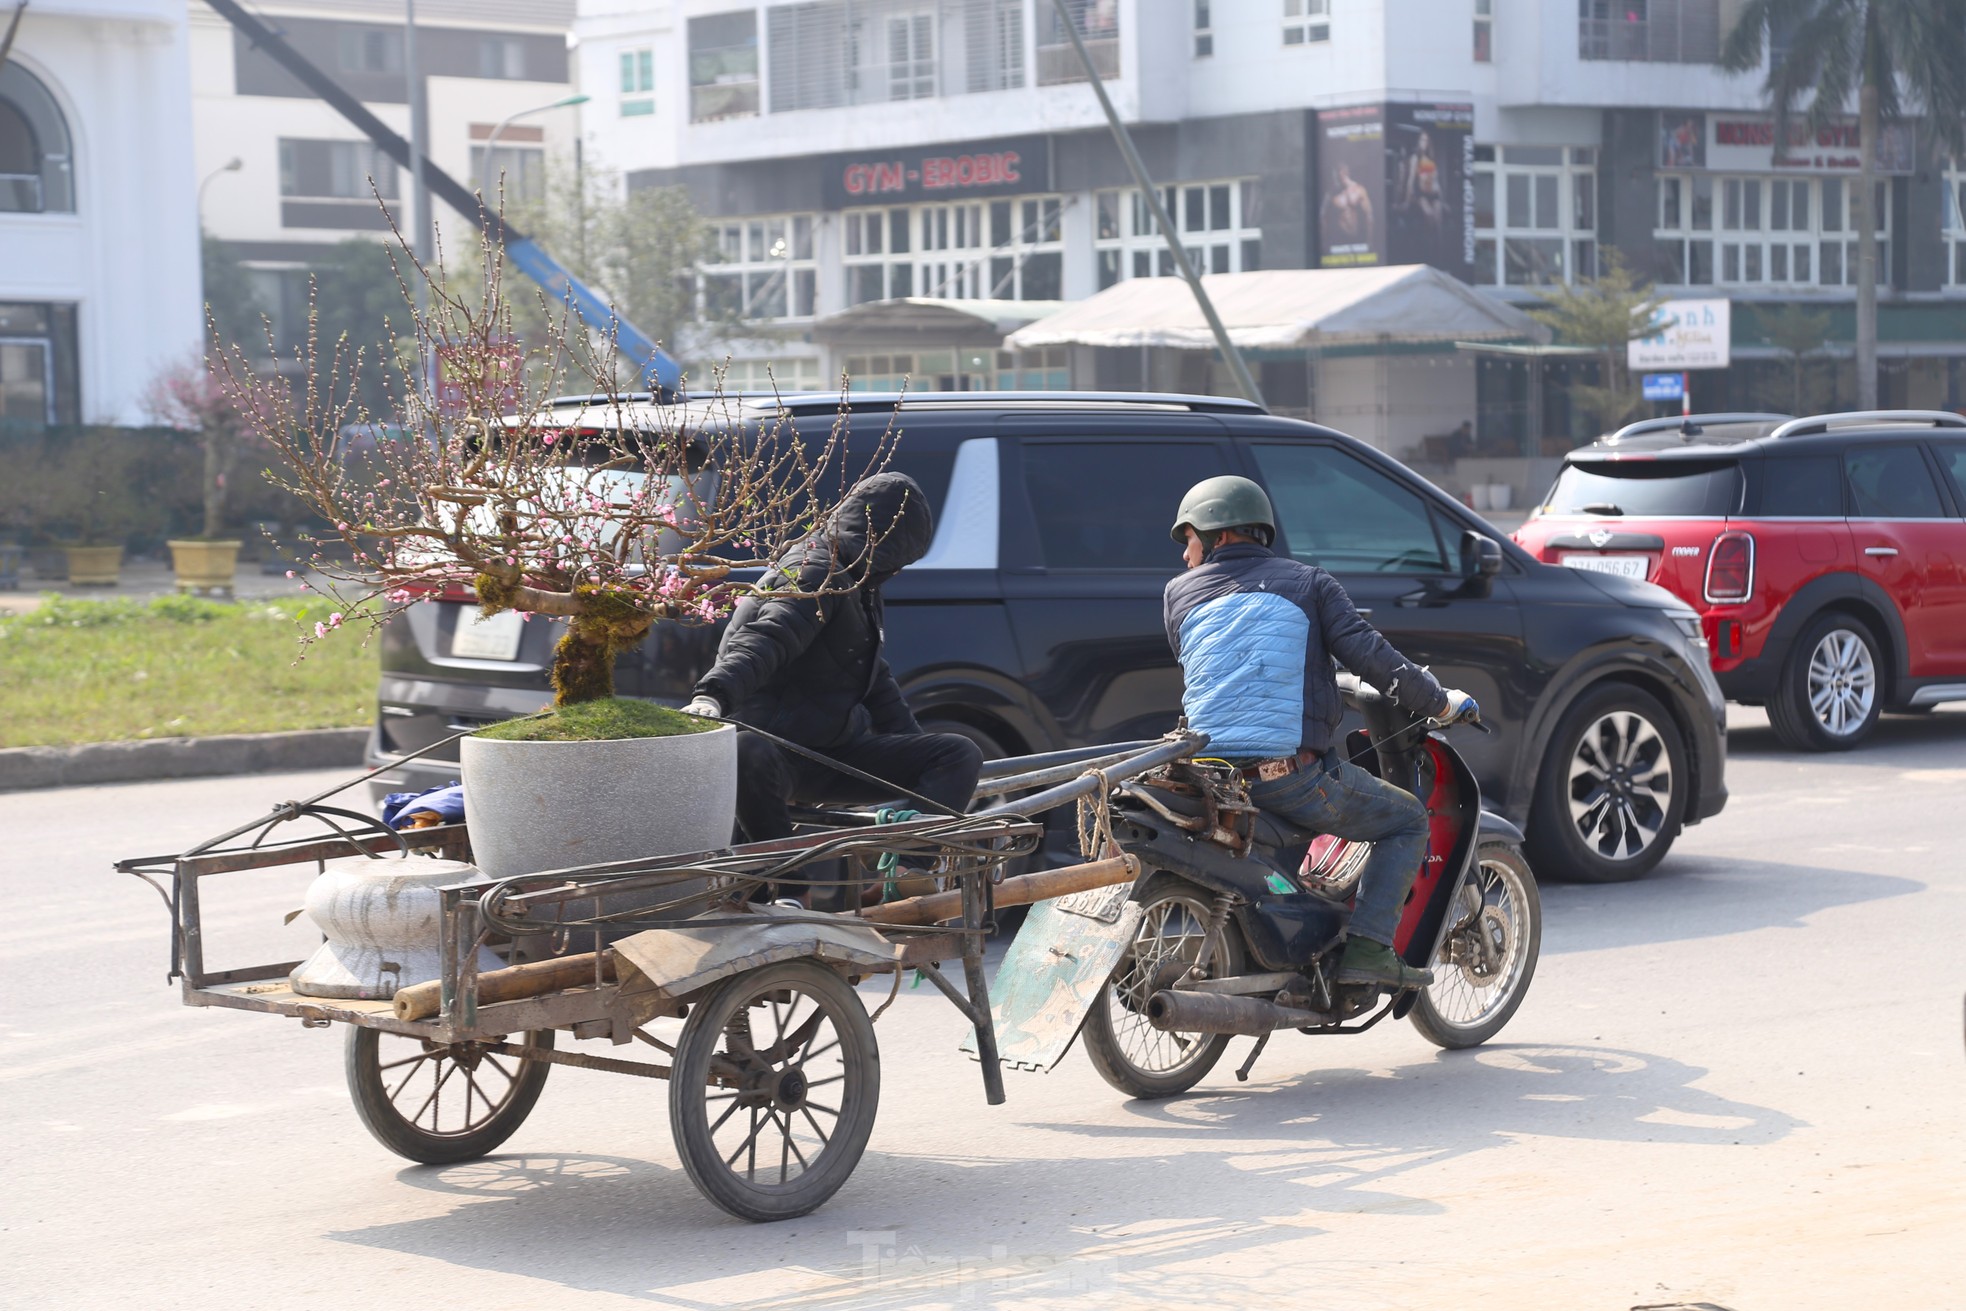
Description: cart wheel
345,1027,554,1165
669,961,880,1222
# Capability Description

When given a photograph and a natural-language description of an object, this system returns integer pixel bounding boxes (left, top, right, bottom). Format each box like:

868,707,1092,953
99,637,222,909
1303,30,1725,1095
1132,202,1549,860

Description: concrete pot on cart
459,724,738,953
167,538,242,598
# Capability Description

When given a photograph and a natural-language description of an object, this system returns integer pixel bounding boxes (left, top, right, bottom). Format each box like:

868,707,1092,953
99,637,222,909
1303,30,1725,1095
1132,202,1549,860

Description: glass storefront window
1471,146,1596,286
702,214,818,320
1654,171,1888,290
843,195,1067,304
1091,177,1261,290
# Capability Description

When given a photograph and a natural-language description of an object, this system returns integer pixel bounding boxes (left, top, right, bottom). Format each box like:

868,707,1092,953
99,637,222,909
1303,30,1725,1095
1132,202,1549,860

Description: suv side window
1934,442,1966,509
1845,446,1946,519
1021,440,1228,570
1247,442,1450,573
1755,454,1844,517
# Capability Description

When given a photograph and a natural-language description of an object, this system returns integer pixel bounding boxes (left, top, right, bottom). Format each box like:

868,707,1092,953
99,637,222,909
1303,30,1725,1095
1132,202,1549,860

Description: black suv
368,392,1728,883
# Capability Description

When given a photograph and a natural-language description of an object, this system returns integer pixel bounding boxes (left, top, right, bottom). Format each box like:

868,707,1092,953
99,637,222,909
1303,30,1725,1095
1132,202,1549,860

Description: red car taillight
1703,532,1754,603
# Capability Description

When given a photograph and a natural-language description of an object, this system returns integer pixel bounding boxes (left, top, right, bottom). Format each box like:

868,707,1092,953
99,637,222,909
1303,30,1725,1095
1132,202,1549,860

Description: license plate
450,609,525,660
1561,553,1650,579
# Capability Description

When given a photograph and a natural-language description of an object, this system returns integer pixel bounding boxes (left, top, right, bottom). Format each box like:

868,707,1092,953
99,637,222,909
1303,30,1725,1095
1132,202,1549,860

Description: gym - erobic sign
823,135,1050,208
1658,111,1916,175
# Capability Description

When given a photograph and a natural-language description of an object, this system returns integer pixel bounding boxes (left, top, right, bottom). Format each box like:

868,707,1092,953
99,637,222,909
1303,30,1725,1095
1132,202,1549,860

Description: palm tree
1722,0,1966,410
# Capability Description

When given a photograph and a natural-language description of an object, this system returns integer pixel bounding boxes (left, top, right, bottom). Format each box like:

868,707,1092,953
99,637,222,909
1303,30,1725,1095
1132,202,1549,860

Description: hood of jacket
827,471,935,580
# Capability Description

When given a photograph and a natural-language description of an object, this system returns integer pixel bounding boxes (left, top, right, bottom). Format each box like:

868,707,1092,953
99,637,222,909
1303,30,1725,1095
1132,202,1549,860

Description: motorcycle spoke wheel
1411,842,1541,1050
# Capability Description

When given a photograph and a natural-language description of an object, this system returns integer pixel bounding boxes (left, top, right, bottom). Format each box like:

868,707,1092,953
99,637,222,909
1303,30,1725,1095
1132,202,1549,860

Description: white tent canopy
1004,265,1546,352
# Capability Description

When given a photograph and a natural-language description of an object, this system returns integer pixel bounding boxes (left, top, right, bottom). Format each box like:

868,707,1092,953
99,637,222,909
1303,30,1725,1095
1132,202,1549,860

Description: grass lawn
0,595,376,748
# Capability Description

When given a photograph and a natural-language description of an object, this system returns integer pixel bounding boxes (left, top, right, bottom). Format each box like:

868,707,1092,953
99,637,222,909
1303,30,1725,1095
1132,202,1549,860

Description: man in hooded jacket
684,472,984,848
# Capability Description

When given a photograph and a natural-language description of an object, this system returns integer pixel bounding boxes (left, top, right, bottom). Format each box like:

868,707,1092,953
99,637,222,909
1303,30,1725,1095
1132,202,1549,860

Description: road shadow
326,1039,1794,1309
1538,855,1921,953
1725,704,1966,764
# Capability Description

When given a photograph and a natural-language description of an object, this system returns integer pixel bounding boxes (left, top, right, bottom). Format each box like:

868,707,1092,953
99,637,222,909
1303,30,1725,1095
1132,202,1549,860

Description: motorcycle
990,674,1542,1099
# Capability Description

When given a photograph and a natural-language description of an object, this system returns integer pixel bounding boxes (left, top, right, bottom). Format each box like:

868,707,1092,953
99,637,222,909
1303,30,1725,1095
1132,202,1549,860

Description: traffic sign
1642,372,1686,402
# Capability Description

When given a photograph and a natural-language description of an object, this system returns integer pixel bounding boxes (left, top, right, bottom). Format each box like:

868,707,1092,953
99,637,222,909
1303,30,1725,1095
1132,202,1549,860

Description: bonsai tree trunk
1854,41,1881,411
550,614,656,707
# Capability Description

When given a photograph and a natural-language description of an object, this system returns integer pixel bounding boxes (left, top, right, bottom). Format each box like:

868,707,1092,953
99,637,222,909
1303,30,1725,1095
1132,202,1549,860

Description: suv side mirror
1461,531,1503,590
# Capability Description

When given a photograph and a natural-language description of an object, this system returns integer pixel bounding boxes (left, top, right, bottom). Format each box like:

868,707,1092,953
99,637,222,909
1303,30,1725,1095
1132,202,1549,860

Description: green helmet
1170,475,1275,544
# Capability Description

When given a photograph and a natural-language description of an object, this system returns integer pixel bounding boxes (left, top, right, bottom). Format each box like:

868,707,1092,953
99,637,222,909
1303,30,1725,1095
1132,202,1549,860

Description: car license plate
451,608,525,660
1561,552,1650,579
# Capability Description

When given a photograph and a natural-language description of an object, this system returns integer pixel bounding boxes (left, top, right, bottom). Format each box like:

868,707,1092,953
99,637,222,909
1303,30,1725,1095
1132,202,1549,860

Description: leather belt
1237,749,1326,783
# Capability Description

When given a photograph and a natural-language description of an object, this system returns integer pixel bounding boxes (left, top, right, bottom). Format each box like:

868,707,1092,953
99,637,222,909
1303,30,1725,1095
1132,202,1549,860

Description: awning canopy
812,297,1065,349
1004,266,1546,352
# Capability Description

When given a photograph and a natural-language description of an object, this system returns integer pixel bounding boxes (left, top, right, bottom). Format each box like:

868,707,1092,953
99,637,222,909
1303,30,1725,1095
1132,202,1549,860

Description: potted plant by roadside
0,429,29,589
43,429,137,587
147,359,251,599
212,243,884,885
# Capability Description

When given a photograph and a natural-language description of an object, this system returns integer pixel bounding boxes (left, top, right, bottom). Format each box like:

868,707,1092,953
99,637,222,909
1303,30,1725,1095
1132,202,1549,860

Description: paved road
6,707,1963,1310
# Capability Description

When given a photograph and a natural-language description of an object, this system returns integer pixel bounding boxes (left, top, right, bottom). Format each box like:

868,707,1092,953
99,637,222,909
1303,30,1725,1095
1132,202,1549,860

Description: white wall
1315,352,1475,457
0,1,202,424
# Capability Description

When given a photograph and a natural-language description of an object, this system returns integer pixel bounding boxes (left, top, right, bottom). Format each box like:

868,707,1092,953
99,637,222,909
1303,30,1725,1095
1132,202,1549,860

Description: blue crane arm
505,240,682,393
204,0,683,397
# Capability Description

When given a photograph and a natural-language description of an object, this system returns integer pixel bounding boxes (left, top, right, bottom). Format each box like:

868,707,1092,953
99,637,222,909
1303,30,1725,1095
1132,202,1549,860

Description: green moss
475,696,718,743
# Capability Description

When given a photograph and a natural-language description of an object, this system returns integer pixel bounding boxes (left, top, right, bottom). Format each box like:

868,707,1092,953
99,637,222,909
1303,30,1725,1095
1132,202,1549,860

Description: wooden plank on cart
612,904,901,1005
960,882,1143,1073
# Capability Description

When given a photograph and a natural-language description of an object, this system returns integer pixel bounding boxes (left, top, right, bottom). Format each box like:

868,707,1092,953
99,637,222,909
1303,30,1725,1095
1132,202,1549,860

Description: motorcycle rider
683,472,984,870
1163,475,1478,992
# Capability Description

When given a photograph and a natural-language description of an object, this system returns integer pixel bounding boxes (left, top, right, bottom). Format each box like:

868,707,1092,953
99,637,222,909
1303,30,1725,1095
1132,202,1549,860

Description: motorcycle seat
1121,780,1324,851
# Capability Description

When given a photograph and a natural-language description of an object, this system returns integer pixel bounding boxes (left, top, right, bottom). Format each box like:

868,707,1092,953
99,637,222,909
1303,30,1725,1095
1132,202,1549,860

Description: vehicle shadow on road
1539,855,1922,952
1724,706,1966,764
324,1038,1796,1309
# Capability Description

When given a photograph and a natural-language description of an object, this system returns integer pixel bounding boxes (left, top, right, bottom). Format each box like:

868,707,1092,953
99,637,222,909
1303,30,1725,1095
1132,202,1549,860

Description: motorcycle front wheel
1082,874,1247,1099
1410,837,1541,1050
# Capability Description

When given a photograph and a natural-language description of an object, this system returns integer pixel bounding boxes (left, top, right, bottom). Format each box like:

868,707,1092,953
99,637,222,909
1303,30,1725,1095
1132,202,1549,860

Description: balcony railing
1579,0,1718,63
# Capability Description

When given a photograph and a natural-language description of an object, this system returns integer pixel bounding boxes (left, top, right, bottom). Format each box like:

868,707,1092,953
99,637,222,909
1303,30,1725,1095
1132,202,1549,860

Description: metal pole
405,0,432,278
1047,0,1262,409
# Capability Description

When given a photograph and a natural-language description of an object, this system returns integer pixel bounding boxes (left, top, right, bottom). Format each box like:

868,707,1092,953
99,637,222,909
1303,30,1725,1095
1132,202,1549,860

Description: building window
703,356,825,393
278,139,399,229
471,144,544,204
337,28,404,75
1944,159,1966,288
767,2,1024,110
1654,171,1890,289
844,346,1068,392
0,301,81,426
1578,0,1719,62
620,46,654,116
0,64,76,214
1471,146,1596,287
1194,1,1213,57
1038,0,1119,85
703,215,818,320
1473,0,1493,61
844,197,1067,304
689,11,760,122
1093,180,1261,289
479,37,526,79
1283,0,1330,45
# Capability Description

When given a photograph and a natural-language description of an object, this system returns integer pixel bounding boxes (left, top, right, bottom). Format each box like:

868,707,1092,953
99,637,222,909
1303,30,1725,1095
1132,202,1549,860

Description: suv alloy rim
1566,711,1673,861
1806,628,1876,737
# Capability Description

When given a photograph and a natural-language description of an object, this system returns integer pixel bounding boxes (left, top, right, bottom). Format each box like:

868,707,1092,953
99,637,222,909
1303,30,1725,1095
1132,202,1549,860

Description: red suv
1514,410,1966,750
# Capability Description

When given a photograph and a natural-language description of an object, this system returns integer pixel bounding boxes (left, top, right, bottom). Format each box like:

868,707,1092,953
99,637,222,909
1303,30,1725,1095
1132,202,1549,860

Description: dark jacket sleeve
1162,575,1185,657
693,547,833,709
862,656,922,735
1313,571,1449,718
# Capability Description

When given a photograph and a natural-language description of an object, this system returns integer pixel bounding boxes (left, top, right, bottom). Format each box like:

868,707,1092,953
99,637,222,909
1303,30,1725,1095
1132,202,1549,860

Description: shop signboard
1629,298,1731,371
1317,102,1474,280
821,134,1051,208
1657,112,1915,175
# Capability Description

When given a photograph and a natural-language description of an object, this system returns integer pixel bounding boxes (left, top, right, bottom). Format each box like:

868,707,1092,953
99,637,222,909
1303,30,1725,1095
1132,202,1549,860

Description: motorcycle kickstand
1234,1032,1271,1083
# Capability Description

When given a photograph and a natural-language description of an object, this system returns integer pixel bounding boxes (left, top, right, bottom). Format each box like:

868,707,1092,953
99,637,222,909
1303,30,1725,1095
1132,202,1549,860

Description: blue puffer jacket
1163,543,1447,760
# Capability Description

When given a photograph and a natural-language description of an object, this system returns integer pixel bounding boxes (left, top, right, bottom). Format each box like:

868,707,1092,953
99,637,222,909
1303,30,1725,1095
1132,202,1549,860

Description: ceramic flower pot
459,724,738,885
62,544,123,586
290,856,503,1000
167,539,243,598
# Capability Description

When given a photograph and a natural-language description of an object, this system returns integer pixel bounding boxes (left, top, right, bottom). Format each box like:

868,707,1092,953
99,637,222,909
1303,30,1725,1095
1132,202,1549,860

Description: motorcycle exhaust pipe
1145,988,1332,1036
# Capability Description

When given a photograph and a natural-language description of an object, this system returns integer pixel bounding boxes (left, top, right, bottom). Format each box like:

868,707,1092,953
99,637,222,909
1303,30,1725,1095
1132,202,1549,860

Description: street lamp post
480,94,590,210
196,157,244,229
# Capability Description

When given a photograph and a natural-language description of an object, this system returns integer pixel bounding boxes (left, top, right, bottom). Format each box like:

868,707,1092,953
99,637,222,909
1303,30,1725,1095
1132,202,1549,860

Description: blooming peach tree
212,236,883,706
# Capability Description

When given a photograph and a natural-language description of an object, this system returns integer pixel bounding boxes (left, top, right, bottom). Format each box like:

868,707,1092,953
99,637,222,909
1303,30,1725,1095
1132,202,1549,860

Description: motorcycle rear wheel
1082,874,1247,1099
1410,838,1541,1050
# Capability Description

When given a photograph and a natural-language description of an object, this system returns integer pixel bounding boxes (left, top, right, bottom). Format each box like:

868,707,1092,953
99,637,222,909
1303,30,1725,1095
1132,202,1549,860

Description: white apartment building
189,0,578,347
574,0,1966,455
2,0,200,426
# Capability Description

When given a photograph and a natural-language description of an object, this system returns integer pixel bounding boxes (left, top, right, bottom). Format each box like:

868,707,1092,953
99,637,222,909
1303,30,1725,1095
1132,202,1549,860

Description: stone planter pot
63,544,123,586
460,725,737,932
167,539,242,598
28,545,67,581
290,856,503,1000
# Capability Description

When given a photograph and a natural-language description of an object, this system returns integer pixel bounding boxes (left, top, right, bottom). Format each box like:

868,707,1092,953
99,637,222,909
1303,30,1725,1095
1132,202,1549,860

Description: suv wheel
1528,684,1688,883
1767,614,1882,751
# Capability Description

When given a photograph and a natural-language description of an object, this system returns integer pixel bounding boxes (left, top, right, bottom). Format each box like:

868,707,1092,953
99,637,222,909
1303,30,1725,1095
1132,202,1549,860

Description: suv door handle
1864,546,1899,557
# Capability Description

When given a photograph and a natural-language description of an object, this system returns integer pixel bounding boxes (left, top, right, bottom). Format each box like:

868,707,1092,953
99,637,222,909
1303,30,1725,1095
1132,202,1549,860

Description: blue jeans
1249,756,1430,947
